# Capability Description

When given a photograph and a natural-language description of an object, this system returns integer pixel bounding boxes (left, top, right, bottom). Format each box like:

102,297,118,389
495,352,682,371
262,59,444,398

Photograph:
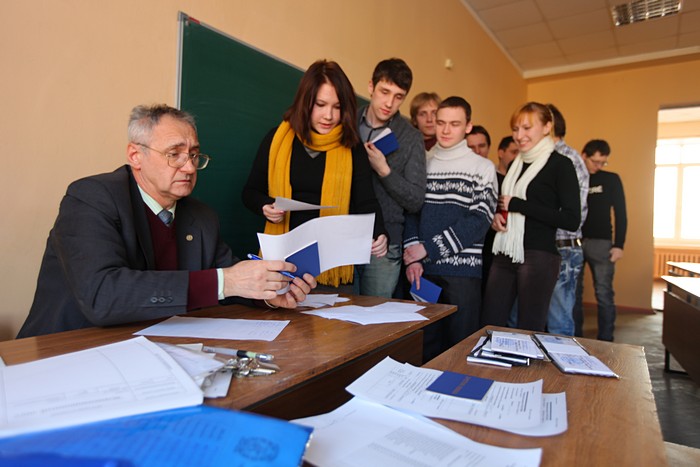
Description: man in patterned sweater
403,96,498,361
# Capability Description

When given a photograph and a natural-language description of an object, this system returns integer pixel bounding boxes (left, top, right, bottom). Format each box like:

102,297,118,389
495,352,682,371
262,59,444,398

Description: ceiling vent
611,0,682,27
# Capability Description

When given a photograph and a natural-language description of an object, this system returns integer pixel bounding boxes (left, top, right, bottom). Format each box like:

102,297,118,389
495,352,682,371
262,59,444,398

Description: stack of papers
293,398,542,467
346,357,567,437
303,301,427,325
468,331,546,368
533,334,619,378
0,337,203,438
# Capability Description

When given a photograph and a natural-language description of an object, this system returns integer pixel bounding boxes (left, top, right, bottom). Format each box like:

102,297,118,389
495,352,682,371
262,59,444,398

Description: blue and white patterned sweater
404,140,498,278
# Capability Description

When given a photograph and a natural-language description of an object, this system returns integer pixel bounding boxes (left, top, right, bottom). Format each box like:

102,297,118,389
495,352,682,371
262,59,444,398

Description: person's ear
367,80,374,96
126,142,142,168
544,121,553,136
465,122,473,136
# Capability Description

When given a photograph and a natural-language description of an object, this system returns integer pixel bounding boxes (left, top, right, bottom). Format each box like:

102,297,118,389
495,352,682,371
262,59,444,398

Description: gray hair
127,104,197,144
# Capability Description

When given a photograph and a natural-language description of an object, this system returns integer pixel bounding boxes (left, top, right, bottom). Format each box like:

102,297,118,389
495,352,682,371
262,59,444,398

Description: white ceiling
460,0,700,78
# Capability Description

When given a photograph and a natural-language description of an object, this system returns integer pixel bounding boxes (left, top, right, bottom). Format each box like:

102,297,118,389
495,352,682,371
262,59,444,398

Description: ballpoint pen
247,253,297,280
202,345,275,363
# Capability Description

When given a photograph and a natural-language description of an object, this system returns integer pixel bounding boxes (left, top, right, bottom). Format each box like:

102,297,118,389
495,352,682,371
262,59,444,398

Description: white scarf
492,136,555,263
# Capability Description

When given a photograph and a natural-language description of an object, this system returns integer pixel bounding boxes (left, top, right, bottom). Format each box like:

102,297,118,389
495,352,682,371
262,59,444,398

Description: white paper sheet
297,293,349,308
346,357,566,436
0,337,203,438
274,196,335,211
292,397,542,467
303,302,427,325
257,214,374,272
134,316,289,341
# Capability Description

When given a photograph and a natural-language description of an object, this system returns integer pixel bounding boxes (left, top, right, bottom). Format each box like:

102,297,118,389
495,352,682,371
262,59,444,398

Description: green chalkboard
179,15,304,257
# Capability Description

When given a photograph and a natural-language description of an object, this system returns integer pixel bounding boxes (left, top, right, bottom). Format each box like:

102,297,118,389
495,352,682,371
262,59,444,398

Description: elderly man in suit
18,104,316,337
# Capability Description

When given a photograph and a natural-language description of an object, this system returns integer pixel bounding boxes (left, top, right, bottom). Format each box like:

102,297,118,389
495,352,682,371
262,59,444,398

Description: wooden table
662,275,700,382
667,261,700,277
0,296,454,420
423,326,667,466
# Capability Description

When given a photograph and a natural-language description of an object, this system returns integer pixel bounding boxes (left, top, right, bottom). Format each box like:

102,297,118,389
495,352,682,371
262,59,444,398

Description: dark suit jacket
18,165,237,337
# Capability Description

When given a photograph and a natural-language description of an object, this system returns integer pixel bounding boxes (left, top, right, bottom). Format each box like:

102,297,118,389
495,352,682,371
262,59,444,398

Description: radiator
653,248,700,278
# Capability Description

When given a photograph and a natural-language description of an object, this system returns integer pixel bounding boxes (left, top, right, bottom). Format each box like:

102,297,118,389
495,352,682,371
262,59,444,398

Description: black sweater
582,170,627,248
242,127,385,238
508,152,581,255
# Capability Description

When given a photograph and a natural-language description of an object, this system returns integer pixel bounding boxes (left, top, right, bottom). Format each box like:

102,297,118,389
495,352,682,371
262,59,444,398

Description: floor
581,279,700,451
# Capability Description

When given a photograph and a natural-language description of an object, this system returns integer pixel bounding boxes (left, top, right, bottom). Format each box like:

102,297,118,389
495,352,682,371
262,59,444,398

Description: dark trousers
481,250,560,331
422,274,481,362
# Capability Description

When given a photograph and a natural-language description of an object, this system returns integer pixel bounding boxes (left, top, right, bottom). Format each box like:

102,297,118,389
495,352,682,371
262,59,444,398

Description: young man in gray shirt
355,58,426,298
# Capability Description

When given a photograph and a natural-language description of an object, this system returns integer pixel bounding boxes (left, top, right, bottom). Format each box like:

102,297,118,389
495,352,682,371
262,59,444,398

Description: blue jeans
547,246,584,335
353,244,402,298
574,239,617,341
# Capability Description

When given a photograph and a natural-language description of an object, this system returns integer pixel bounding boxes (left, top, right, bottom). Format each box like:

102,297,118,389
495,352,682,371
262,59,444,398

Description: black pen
202,345,275,363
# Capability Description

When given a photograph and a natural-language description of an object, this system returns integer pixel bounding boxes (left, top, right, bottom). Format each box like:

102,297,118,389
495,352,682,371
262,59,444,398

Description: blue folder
0,406,312,467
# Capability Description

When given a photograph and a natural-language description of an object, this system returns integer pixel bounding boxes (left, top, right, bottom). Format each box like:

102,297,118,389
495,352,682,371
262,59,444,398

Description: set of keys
201,346,280,378
220,356,280,377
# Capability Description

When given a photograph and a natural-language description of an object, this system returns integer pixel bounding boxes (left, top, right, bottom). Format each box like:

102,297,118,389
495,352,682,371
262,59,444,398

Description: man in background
496,136,519,177
467,125,491,158
574,139,627,341
410,92,441,151
18,104,315,337
355,58,426,298
545,104,589,336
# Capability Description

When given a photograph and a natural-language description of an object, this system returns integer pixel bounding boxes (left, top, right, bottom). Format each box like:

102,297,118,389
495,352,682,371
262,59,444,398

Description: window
654,138,700,244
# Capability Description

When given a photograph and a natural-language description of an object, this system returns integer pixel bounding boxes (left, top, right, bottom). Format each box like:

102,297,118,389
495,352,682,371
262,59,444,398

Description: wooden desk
423,326,666,467
662,275,700,383
0,296,454,420
667,261,700,277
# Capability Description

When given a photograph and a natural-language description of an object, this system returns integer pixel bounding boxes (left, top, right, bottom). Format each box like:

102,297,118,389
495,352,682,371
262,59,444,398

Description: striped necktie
157,209,173,227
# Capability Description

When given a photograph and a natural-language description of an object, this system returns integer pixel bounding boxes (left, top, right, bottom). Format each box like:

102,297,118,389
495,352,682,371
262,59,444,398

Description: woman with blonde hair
242,60,387,288
482,102,580,331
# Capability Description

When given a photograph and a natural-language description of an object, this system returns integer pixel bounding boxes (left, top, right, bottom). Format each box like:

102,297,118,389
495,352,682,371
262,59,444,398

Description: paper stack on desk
292,397,542,467
346,357,567,437
0,337,203,438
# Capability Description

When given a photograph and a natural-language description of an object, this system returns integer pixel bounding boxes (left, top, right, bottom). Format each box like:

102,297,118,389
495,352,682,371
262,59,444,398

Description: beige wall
0,0,524,339
527,56,700,310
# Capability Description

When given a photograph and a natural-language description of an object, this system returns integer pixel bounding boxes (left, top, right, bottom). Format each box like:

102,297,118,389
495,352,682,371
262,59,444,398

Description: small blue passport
409,276,442,303
372,130,399,155
426,371,494,401
285,242,321,278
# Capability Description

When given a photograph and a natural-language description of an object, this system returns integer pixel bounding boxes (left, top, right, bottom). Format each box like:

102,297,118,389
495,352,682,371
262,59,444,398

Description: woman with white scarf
481,102,580,331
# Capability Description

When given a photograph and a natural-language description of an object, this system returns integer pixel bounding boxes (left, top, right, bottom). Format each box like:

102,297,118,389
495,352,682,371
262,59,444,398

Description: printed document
135,316,289,341
292,397,542,467
0,337,202,438
347,357,567,436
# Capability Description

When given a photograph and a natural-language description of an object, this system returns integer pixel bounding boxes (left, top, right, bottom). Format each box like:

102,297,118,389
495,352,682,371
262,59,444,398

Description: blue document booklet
409,276,442,303
426,371,494,401
371,128,399,155
0,406,312,467
285,241,321,278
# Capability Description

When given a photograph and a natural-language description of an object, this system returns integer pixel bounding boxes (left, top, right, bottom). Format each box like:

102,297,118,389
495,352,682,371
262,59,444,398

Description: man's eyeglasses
136,143,211,170
589,159,608,168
